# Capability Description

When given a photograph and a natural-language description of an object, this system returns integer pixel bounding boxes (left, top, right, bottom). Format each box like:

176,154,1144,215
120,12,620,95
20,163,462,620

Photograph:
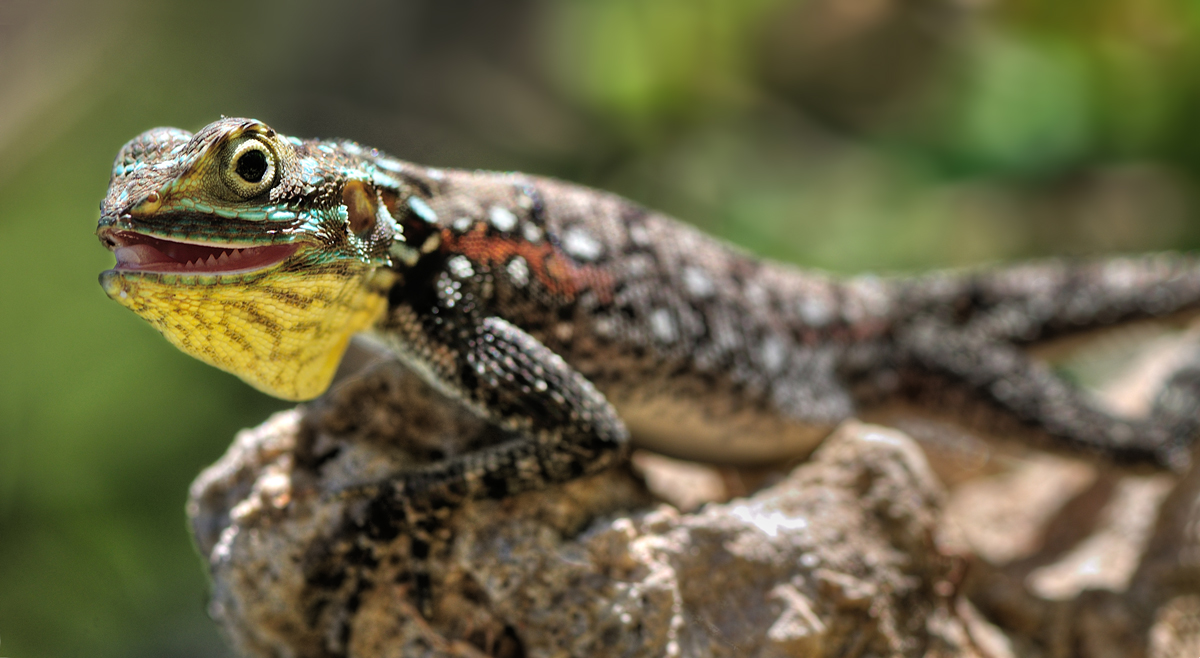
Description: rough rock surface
189,335,1200,657
190,358,992,657
938,328,1200,658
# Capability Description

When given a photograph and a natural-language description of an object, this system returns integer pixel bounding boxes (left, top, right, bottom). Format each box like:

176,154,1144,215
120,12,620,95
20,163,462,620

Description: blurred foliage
4,0,1200,656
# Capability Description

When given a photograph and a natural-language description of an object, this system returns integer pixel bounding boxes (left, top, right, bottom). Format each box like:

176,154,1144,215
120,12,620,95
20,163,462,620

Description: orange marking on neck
441,224,614,302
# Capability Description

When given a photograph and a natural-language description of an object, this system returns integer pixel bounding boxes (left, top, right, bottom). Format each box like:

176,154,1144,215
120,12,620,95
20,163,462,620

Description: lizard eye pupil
235,150,268,183
221,138,277,199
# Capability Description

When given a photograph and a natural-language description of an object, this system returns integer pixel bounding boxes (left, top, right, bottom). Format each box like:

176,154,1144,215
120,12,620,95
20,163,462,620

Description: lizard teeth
107,230,300,275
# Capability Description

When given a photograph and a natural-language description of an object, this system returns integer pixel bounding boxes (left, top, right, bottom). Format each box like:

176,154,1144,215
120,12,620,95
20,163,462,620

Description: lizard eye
221,138,277,198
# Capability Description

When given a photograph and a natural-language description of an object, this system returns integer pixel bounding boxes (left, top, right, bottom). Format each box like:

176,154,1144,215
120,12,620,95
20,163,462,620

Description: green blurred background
4,0,1200,655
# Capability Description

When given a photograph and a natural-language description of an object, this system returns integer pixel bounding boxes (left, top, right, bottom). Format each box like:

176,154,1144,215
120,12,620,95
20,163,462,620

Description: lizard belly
614,394,834,465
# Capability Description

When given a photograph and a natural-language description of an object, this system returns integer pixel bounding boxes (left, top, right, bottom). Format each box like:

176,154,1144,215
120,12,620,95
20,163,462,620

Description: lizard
96,117,1200,526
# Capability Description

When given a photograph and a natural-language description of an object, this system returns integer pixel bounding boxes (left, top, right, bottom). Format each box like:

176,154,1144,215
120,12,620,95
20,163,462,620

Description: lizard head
96,118,399,400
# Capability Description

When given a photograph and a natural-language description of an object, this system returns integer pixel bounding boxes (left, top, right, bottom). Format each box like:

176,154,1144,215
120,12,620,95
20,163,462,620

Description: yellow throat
102,268,394,401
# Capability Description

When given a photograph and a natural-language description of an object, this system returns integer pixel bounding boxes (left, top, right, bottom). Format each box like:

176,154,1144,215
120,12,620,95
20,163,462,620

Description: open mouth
101,230,299,275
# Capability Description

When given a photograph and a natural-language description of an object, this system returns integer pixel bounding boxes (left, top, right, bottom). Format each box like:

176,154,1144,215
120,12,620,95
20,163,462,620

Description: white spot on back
453,216,473,232
563,227,603,261
488,206,518,232
744,283,769,308
760,335,788,374
797,297,833,326
593,316,616,338
523,223,542,243
437,273,463,308
447,255,475,279
426,168,445,180
649,308,677,343
629,225,651,247
506,256,530,287
843,276,891,322
682,267,715,298
624,254,653,277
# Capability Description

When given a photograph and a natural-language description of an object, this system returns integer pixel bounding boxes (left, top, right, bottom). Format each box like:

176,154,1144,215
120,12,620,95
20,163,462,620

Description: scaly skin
99,118,1200,518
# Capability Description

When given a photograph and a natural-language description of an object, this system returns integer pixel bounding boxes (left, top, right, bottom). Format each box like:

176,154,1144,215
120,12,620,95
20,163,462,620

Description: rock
188,359,992,658
940,326,1200,658
189,330,1200,657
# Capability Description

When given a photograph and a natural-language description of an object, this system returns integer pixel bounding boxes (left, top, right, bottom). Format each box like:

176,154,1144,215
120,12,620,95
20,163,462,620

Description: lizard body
98,118,1200,512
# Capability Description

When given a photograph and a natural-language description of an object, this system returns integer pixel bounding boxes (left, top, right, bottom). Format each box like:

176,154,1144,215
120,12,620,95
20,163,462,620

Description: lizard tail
901,253,1200,343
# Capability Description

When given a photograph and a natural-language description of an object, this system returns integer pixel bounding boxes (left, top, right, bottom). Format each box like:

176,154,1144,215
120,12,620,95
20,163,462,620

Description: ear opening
343,180,379,237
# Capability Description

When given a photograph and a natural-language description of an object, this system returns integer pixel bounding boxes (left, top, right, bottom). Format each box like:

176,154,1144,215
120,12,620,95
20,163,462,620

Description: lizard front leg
327,306,628,616
350,305,629,524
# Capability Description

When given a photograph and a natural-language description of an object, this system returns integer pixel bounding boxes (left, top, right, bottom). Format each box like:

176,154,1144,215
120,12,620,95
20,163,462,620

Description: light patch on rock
731,504,809,538
767,583,827,645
